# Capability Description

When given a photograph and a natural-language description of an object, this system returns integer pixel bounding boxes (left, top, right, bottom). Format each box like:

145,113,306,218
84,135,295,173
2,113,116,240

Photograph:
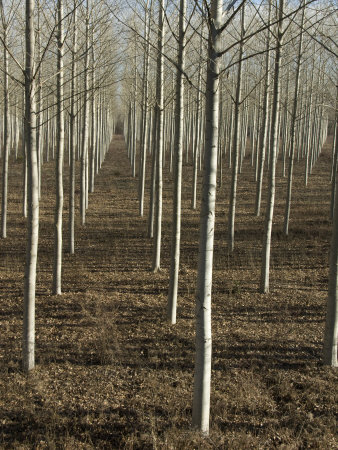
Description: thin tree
23,0,39,372
192,0,223,435
52,0,65,295
227,3,245,253
69,0,78,254
260,0,284,293
80,0,90,225
152,0,165,273
167,0,186,324
0,0,9,239
138,0,152,218
283,1,305,235
323,170,338,367
255,0,271,217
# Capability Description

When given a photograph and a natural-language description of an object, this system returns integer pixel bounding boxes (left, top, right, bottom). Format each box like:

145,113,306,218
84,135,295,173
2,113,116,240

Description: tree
167,0,186,324
52,0,65,295
323,121,338,367
260,0,284,294
192,0,223,435
23,0,39,372
0,0,9,239
255,1,271,217
283,1,305,236
151,0,165,273
80,0,90,225
68,0,78,254
138,0,152,218
227,3,245,253
323,179,338,366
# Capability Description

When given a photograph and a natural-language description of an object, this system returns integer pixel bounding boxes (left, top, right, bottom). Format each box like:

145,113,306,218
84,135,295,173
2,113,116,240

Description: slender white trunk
283,3,304,235
191,55,202,210
132,47,137,178
323,175,338,367
167,0,186,324
69,0,77,254
23,0,39,372
53,0,64,295
89,41,96,194
138,0,151,217
260,0,284,294
192,0,222,435
148,107,157,238
227,5,245,253
304,60,315,187
152,0,165,273
80,0,90,225
255,1,271,216
0,16,9,238
331,127,338,220
36,1,42,199
23,120,28,218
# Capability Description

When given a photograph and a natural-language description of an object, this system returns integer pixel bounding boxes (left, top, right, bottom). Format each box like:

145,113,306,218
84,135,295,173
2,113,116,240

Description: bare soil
0,136,337,449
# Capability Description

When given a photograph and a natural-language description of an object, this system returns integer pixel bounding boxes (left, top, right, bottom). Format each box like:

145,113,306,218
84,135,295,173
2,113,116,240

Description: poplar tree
0,0,9,239
167,0,186,324
260,0,284,294
52,0,65,295
323,175,338,367
152,0,165,273
69,0,78,254
23,0,39,372
283,1,305,235
192,0,223,435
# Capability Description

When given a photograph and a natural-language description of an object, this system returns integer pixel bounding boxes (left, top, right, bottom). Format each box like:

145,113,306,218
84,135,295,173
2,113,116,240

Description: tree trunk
151,0,165,273
0,14,9,238
89,41,96,194
138,0,151,217
80,0,90,225
227,5,245,253
323,176,338,367
167,0,186,324
69,0,77,254
192,0,222,435
23,0,39,372
148,107,157,238
255,0,271,216
260,0,284,294
53,0,64,295
283,2,304,235
330,90,338,220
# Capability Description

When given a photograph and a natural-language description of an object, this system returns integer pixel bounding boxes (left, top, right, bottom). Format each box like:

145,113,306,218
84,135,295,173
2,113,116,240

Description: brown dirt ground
0,135,337,449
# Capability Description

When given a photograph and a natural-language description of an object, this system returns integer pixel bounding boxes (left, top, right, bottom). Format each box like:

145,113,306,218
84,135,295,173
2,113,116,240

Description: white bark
69,0,77,254
255,1,271,216
227,5,245,253
80,0,90,225
138,0,151,217
192,0,222,435
89,41,96,194
283,3,304,236
0,11,9,238
151,0,165,273
323,176,338,367
53,0,64,295
167,0,186,324
23,0,39,372
260,0,284,294
330,89,338,220
132,46,137,178
148,107,157,239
